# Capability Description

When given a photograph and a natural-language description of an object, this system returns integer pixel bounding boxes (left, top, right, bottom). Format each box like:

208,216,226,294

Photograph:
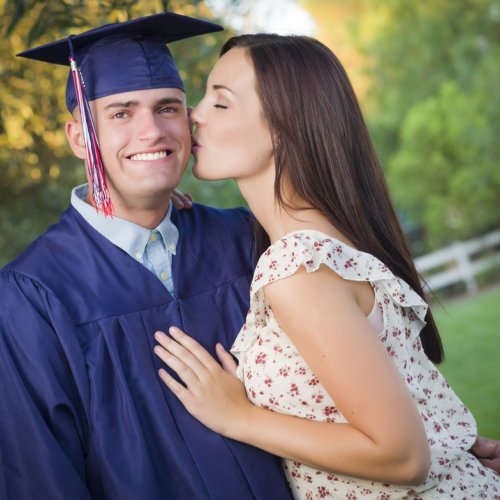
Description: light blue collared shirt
71,184,178,296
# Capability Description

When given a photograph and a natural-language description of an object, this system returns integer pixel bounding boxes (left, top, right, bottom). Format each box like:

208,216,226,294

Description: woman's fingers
155,329,204,373
158,368,190,401
216,343,238,376
154,342,200,390
170,190,193,210
154,328,228,391
154,330,250,437
167,327,222,371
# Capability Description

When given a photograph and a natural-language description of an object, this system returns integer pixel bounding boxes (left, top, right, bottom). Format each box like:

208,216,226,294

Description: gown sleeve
0,270,92,500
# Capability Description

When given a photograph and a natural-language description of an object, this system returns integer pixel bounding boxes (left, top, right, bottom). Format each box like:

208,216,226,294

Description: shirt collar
71,184,179,257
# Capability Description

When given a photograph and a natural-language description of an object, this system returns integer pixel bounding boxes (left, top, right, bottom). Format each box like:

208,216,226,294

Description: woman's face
190,47,274,182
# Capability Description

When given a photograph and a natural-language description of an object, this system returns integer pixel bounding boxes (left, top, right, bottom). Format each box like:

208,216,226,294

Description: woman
154,34,500,498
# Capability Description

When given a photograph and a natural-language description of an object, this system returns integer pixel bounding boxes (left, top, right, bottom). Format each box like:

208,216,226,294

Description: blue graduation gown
0,204,291,500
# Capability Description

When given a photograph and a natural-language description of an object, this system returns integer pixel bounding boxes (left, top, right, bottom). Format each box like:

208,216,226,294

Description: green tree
389,77,500,249
0,0,242,266
362,0,500,251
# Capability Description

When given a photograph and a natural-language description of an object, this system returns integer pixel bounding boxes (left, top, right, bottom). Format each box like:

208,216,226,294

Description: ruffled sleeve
232,231,428,358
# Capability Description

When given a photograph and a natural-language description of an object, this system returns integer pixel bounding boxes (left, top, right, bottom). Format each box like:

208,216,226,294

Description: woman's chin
192,169,215,181
192,164,227,182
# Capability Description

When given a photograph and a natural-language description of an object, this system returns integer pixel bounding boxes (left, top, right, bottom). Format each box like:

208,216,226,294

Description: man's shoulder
1,206,163,324
1,206,111,303
3,207,79,275
179,203,250,221
174,203,252,237
173,203,255,273
0,214,71,312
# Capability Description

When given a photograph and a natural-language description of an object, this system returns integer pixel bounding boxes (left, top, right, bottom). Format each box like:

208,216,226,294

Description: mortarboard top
17,12,223,111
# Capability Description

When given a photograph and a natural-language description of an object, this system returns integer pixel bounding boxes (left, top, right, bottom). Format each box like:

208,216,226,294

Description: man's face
90,87,191,215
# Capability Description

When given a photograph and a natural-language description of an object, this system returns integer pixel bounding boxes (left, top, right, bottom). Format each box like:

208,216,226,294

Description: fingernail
155,331,166,341
169,326,180,336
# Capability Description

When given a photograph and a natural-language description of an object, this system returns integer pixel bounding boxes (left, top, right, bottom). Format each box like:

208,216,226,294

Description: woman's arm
154,265,430,485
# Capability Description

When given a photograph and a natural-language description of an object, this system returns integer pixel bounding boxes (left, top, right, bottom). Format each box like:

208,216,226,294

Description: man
0,12,292,500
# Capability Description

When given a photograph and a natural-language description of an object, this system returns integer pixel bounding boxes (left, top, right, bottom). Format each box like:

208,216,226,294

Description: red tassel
70,56,113,216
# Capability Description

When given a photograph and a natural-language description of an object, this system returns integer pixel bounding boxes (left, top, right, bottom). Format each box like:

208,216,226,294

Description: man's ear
65,119,86,160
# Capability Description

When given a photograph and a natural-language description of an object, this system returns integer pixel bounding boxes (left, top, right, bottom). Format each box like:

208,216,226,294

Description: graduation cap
17,12,223,216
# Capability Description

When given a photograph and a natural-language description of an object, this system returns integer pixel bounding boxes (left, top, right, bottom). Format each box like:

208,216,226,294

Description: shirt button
135,252,142,259
160,272,168,281
168,244,176,253
150,233,158,242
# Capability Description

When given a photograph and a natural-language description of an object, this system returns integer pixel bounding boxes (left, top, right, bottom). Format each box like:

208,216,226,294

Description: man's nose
138,112,163,141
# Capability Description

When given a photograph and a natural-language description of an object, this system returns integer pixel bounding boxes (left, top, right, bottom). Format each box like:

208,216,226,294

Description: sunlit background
0,0,499,439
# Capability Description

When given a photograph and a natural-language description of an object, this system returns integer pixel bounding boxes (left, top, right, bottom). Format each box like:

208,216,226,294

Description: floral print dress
231,231,500,499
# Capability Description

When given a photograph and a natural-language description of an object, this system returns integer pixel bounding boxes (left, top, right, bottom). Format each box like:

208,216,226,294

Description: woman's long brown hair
220,34,444,363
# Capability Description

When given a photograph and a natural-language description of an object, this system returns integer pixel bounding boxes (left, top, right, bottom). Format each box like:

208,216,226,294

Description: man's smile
128,149,173,161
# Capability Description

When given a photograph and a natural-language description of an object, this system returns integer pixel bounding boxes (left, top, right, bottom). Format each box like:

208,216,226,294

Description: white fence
415,229,500,294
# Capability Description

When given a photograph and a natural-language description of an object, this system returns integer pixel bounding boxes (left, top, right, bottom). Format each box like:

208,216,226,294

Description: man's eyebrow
212,84,235,94
103,100,139,110
156,97,184,106
103,97,184,110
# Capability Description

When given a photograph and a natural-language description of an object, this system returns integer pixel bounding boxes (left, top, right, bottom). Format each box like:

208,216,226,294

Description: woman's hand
470,436,500,474
154,327,253,438
170,190,192,210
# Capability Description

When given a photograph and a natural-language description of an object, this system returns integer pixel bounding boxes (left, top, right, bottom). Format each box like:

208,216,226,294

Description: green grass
432,287,500,439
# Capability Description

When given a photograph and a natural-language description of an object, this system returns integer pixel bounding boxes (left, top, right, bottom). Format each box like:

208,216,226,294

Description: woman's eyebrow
212,84,235,94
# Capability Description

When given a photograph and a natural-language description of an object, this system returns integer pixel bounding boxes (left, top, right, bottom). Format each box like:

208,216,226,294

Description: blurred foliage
304,0,499,254
300,0,378,102
389,78,500,250
2,0,499,264
362,0,500,252
0,0,242,266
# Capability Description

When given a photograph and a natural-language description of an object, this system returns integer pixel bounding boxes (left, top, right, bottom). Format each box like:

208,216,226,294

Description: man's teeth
130,151,169,161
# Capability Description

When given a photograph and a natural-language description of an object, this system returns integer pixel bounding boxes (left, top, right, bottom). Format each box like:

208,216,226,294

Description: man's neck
85,190,171,229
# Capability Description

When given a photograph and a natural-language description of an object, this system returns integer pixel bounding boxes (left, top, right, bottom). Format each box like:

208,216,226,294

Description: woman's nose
189,103,203,128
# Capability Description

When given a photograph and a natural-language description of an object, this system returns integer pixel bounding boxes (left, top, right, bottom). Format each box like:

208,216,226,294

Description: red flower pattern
230,231,499,498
